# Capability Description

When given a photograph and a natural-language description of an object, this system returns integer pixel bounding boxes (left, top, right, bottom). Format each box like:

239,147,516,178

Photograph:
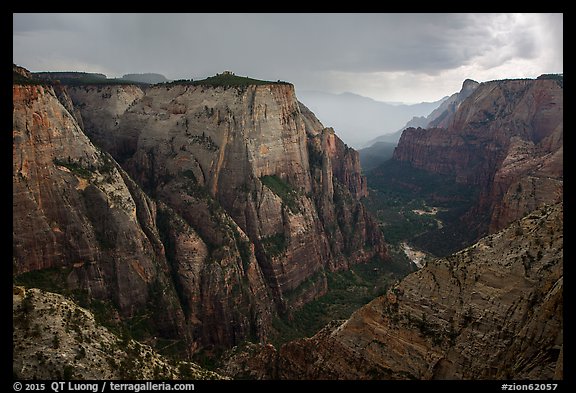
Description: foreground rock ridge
13,286,225,379
13,66,387,356
219,202,563,380
392,76,563,237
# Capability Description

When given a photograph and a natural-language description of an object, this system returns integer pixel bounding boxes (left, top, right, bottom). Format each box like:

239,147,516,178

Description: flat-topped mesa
66,74,386,314
13,73,275,355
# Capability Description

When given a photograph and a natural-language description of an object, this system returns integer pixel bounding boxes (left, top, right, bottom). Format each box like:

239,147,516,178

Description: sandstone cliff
427,78,480,128
66,79,387,314
393,76,563,235
12,79,273,356
13,81,191,347
13,70,387,356
13,286,224,379
219,202,563,380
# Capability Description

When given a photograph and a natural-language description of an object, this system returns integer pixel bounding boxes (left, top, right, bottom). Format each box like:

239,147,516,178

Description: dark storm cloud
13,13,562,102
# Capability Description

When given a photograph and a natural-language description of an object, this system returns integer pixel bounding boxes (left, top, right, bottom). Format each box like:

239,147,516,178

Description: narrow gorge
13,66,562,381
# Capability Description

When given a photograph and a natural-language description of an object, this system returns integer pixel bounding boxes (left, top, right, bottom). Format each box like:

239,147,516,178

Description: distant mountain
297,90,445,148
365,79,479,148
32,71,150,86
34,71,107,82
359,80,479,170
358,141,397,171
122,73,169,84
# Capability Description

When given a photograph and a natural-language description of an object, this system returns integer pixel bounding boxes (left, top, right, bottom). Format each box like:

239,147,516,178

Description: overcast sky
13,13,563,103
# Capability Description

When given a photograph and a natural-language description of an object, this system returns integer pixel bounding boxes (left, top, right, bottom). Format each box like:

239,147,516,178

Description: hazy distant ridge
122,73,169,84
297,90,445,148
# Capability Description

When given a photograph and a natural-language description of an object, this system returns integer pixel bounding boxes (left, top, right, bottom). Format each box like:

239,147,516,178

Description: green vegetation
160,72,290,88
13,71,50,86
365,160,481,256
189,133,219,151
260,233,287,258
14,267,73,295
260,175,300,213
13,267,186,361
192,72,289,87
53,158,94,178
53,153,116,181
537,73,563,88
232,227,252,271
13,267,126,336
270,251,414,346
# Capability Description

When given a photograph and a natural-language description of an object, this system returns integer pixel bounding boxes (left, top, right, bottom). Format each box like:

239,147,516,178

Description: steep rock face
304,126,384,271
67,81,387,314
13,286,224,380
299,102,367,199
393,77,562,234
13,64,32,79
12,82,188,340
155,202,274,351
427,79,480,128
221,203,563,380
66,85,145,158
391,78,479,138
13,79,273,354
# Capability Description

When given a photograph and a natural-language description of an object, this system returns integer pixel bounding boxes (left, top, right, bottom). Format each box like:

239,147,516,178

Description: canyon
367,75,563,257
13,66,562,380
218,202,563,380
392,75,563,236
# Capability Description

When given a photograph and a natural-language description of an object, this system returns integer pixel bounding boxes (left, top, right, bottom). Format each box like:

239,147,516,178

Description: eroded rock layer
13,69,386,354
393,76,562,235
66,81,386,312
219,203,563,380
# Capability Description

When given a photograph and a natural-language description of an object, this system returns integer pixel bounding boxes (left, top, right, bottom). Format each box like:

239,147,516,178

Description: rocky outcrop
65,84,145,159
220,203,563,380
13,286,225,380
13,64,32,79
155,202,274,352
67,80,387,315
427,79,480,128
389,79,479,144
393,76,563,234
13,82,189,343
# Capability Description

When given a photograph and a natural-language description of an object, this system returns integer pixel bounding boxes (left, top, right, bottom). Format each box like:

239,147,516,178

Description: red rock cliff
13,79,275,355
393,76,563,234
64,80,387,317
